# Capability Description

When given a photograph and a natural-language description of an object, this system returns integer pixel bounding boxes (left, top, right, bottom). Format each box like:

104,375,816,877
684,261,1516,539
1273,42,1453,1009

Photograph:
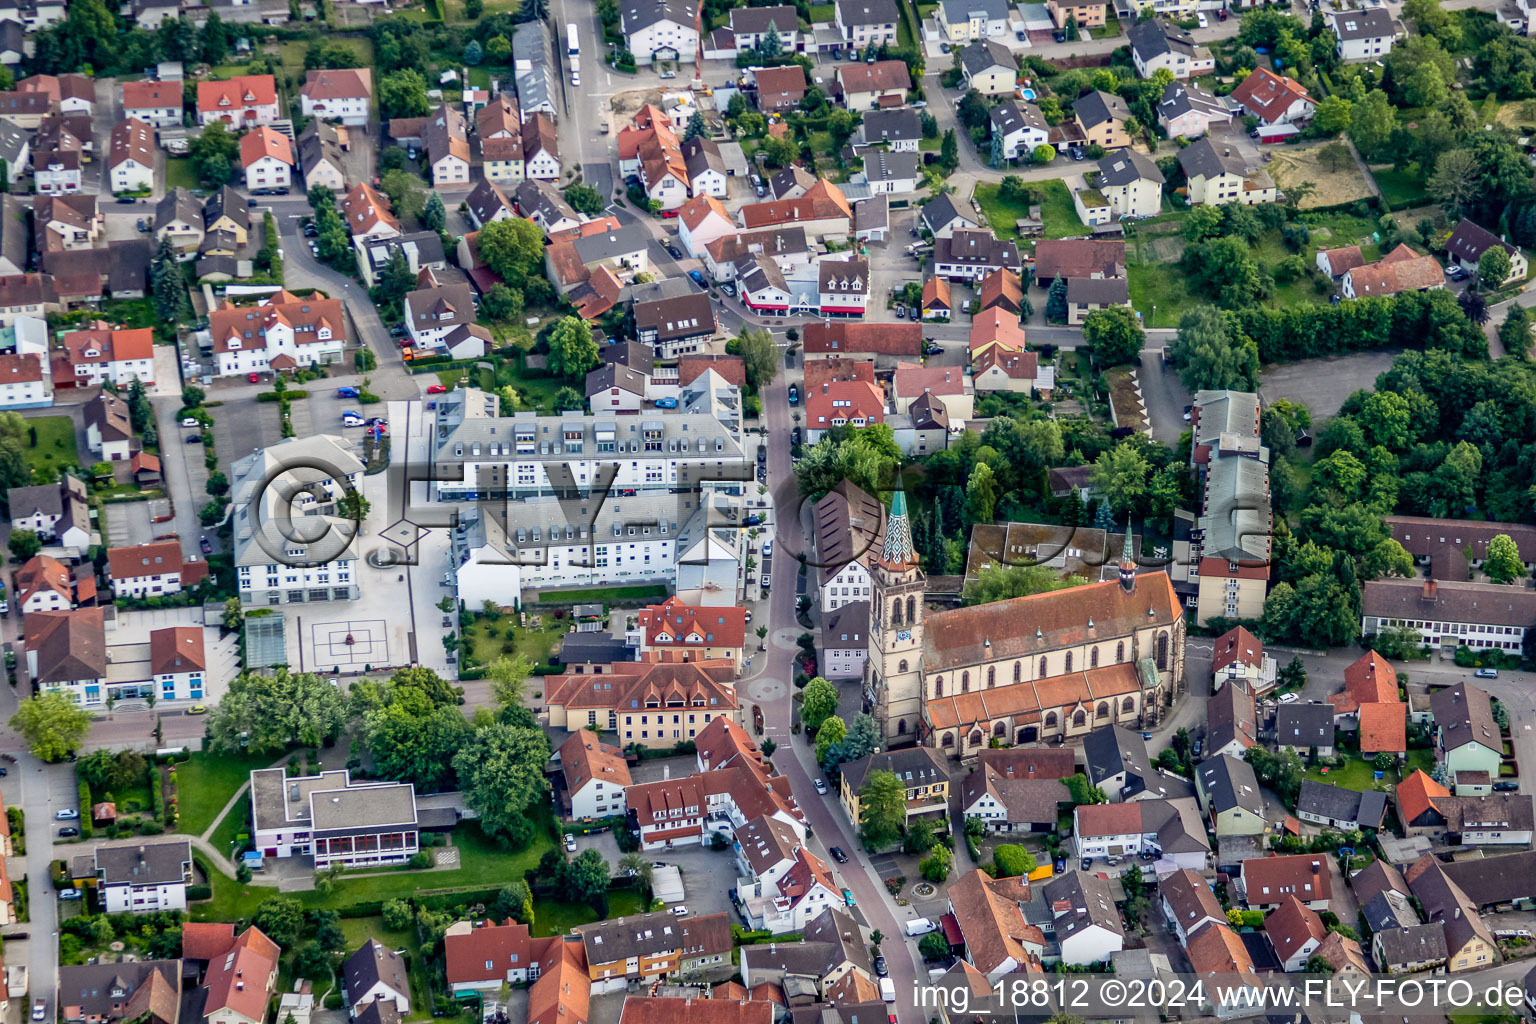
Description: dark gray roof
1097,149,1164,187
990,99,1047,136
1042,871,1125,943
572,223,652,263
156,187,202,232
578,910,733,964
343,939,410,1006
683,134,725,180
841,745,947,792
1439,850,1536,909
622,0,693,31
601,340,655,374
633,292,715,342
1083,724,1153,790
864,149,918,183
1207,683,1255,754
861,106,922,143
514,178,578,226
1373,923,1447,967
586,362,648,398
1330,6,1395,40
1072,89,1130,129
1363,576,1536,629
935,228,1020,269
1196,753,1264,817
1431,681,1500,755
0,117,25,167
1066,276,1130,304
1361,889,1419,933
836,0,898,24
1130,17,1200,60
1178,136,1247,181
729,4,797,33
821,599,868,647
1158,81,1232,124
959,38,1015,76
1274,703,1336,751
361,232,447,276
203,185,250,232
1296,780,1384,827
1446,218,1518,265
95,838,192,887
468,179,519,226
921,192,981,233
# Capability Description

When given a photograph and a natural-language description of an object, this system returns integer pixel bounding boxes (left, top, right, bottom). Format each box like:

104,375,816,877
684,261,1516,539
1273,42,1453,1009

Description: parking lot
98,499,162,547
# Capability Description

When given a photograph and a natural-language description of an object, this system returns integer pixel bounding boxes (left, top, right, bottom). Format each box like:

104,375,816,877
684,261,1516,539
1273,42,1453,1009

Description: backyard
532,890,647,936
461,612,569,672
20,416,80,477
1303,748,1434,790
1371,165,1430,208
175,749,280,837
338,917,431,1020
164,158,201,193
974,179,1087,241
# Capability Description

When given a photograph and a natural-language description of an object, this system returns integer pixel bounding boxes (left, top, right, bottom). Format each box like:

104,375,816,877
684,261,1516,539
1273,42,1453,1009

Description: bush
324,994,344,1011
993,844,1035,878
187,884,213,901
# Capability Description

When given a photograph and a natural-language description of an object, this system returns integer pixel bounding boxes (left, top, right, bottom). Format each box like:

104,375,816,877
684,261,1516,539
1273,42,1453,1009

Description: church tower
1118,522,1137,593
863,478,927,745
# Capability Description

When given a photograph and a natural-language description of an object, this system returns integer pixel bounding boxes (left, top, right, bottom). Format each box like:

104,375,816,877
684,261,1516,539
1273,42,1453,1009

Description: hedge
77,781,93,839
254,390,309,402
187,884,212,901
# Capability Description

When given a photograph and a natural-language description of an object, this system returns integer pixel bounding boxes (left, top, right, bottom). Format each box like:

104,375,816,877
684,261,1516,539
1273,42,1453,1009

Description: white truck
569,54,580,86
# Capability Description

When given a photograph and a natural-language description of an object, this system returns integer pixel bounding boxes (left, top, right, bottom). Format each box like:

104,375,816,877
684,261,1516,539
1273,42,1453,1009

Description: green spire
882,473,914,566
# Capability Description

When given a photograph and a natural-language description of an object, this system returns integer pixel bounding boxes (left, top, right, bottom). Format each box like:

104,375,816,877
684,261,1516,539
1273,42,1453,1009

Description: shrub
187,884,213,901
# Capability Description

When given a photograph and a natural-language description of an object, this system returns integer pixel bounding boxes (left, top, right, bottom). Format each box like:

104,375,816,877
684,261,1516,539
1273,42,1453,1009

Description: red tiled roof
1330,651,1398,714
197,75,277,114
1212,626,1264,674
203,927,279,1024
150,626,205,675
1230,67,1313,124
802,321,922,355
444,920,531,986
107,541,189,582
123,80,181,111
619,996,773,1024
1265,894,1326,965
1358,701,1407,754
1186,922,1254,974
559,731,632,796
637,595,748,649
239,126,293,168
1397,770,1450,826
1241,854,1331,904
180,922,236,961
806,379,885,430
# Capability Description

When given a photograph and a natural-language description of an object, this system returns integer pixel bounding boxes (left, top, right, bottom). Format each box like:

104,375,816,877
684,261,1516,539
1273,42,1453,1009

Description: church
861,487,1186,760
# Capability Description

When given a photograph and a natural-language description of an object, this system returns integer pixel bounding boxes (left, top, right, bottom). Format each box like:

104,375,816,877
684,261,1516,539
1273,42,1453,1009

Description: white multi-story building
231,435,364,606
0,351,49,407
121,80,183,127
299,68,372,125
559,731,632,820
207,291,346,377
835,0,898,46
197,75,279,127
61,324,156,388
108,118,155,194
250,768,420,868
1362,578,1536,655
96,840,192,914
622,0,699,65
1071,798,1211,875
240,126,293,194
819,600,869,679
107,541,203,600
150,626,207,703
812,480,881,614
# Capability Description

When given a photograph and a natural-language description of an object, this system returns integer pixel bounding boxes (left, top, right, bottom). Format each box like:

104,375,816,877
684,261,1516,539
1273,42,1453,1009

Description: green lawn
435,362,569,413
21,416,80,476
164,159,200,193
210,791,252,858
175,750,278,838
1304,748,1433,790
532,890,647,936
339,917,431,1019
975,179,1086,241
462,613,568,671
533,584,668,603
1127,260,1196,328
195,818,557,922
1372,165,1430,208
808,2,834,19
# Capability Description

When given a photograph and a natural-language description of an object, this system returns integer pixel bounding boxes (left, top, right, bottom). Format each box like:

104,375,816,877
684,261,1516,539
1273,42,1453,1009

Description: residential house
683,136,727,198
249,767,419,867
84,391,132,461
1095,149,1164,219
1432,681,1503,792
514,178,580,234
1178,137,1279,206
0,351,49,408
730,4,798,50
155,187,205,256
1374,923,1448,975
95,838,192,913
835,61,911,111
107,118,155,194
26,607,107,704
634,292,717,358
7,475,88,549
812,479,884,613
523,113,562,180
299,68,372,125
959,749,1074,834
753,65,807,114
1072,798,1211,873
1129,18,1212,79
150,627,207,703
122,79,182,127
1185,923,1262,1017
1195,754,1266,838
32,113,87,194
478,96,525,183
1273,703,1336,758
944,869,1045,984
934,228,1021,281
920,193,984,238
298,120,348,192
1045,0,1106,29
1211,625,1276,693
1043,871,1125,965
1329,6,1399,61
15,555,79,613
1065,277,1131,325
835,0,898,47
802,320,922,356
1317,244,1366,278
578,910,733,990
423,104,472,186
197,75,279,127
863,150,919,195
1407,855,1501,972
1264,895,1327,972
1160,867,1226,944
1341,243,1446,299
1446,218,1528,285
1238,854,1331,911
1295,780,1387,831
240,126,293,193
107,541,207,600
679,196,734,258
404,279,481,354
958,39,1018,96
1206,683,1257,759
1157,80,1234,139
202,927,281,1024
560,730,632,820
443,920,537,993
343,940,411,1018
57,961,182,1024
208,290,346,376
1386,515,1536,582
546,660,748,752
735,822,841,934
1230,67,1314,125
61,324,155,388
355,232,447,289
838,746,950,831
1397,769,1535,845
921,276,951,321
819,600,868,679
622,0,700,65
1032,237,1125,287
1072,90,1132,151
859,107,922,151
632,595,748,669
987,99,1050,164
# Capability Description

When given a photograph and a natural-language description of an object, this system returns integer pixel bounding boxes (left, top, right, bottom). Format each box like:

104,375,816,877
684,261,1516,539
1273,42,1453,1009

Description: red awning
940,912,963,945
820,305,866,314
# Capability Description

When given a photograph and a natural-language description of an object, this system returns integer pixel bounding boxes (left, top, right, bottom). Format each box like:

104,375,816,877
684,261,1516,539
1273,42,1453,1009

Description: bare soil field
1268,143,1376,209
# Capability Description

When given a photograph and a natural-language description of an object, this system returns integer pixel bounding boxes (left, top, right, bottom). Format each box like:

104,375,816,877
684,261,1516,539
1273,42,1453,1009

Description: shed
652,864,685,903
1256,123,1301,144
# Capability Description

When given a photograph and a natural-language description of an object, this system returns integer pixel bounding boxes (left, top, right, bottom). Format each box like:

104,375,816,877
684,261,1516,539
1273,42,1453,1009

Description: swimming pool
1021,88,1037,100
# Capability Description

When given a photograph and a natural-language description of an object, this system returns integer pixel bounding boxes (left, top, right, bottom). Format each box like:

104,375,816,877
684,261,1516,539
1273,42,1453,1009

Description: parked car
814,778,827,794
873,956,888,977
666,244,684,259
248,372,261,383
180,416,200,427
200,537,213,555
829,846,848,863
788,384,799,405
426,384,446,394
337,386,359,398
57,890,80,901
1475,667,1499,679
564,833,577,852
55,809,78,820
1493,780,1521,792
342,412,363,426
58,826,78,838
1196,11,1208,26
671,904,689,916
842,888,856,907
366,417,388,427
654,397,678,408
185,434,203,443
32,1000,46,1021
689,269,707,287
1278,692,1301,704
924,343,942,355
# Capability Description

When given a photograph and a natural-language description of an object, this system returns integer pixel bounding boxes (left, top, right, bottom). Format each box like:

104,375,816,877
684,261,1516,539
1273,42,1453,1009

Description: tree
736,326,779,392
453,723,552,845
1063,772,1107,806
858,770,906,849
1083,306,1144,367
563,183,605,216
379,69,431,119
1478,245,1513,288
1312,96,1353,135
364,700,471,792
919,931,950,960
1500,305,1533,358
477,217,547,288
801,676,838,732
420,192,447,233
482,282,523,321
1346,90,1396,161
1305,954,1337,974
1428,148,1483,217
1045,275,1068,323
1372,751,1397,773
379,169,427,221
151,237,187,324
189,121,239,187
940,129,959,172
547,317,599,379
965,462,997,525
10,692,90,762
206,669,349,755
920,845,952,881
252,896,306,947
382,899,413,931
1090,444,1150,514
1169,305,1259,393
993,844,1036,877
1484,533,1526,584
563,849,611,909
815,715,846,766
8,529,40,561
963,565,1087,605
761,135,799,168
464,39,484,64
485,34,512,62
840,713,880,764
1278,656,1307,690
1459,290,1488,326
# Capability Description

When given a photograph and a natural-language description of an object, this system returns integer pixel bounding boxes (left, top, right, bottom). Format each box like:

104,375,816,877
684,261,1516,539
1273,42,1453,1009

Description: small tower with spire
863,472,927,744
1118,521,1136,593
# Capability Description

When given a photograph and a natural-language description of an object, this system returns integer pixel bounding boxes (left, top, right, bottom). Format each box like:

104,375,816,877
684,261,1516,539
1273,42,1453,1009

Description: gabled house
1129,18,1212,79
958,39,1018,96
1072,797,1211,874
197,74,279,127
834,60,911,111
1211,625,1275,693
1072,90,1132,151
859,107,922,152
729,4,798,51
1178,137,1278,207
920,193,984,239
107,540,207,600
1328,6,1399,61
1195,753,1265,838
122,79,183,127
26,607,106,705
1432,681,1503,792
1446,217,1528,285
1094,149,1164,219
299,68,372,126
622,0,700,65
1264,895,1326,972
239,126,293,194
108,118,155,195
478,96,525,183
937,0,1012,41
1238,854,1331,911
298,120,348,192
343,940,411,1018
1273,702,1336,758
753,65,807,114
678,196,734,258
1230,67,1314,126
1296,780,1386,831
1042,871,1125,965
835,0,898,47
207,290,346,376
202,926,280,1024
1341,243,1446,299
1157,80,1234,139
1206,683,1256,759
8,475,88,550
84,391,133,460
560,730,632,820
945,868,1045,983
1160,867,1226,945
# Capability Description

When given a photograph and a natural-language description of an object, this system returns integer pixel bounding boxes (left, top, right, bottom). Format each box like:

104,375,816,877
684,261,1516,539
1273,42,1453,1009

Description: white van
880,978,896,1003
904,917,937,937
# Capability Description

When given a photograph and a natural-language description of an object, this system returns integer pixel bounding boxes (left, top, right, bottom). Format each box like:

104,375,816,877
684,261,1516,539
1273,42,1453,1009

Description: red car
426,384,446,394
248,372,260,383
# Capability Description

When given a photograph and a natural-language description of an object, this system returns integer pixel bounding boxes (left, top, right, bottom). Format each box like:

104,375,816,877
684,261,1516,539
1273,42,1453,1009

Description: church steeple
1119,521,1136,593
881,474,915,567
